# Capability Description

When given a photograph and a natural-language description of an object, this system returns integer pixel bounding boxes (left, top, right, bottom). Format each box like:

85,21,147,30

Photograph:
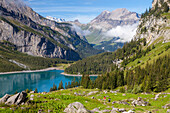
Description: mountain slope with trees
65,0,170,93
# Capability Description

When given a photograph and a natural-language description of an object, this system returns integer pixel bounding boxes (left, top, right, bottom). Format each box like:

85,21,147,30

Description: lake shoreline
0,67,64,75
61,72,99,77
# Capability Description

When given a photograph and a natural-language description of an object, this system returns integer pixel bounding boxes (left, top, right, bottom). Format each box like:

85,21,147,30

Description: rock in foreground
64,102,91,113
0,91,28,105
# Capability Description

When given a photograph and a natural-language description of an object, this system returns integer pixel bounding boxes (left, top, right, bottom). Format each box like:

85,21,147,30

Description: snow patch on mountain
46,16,65,22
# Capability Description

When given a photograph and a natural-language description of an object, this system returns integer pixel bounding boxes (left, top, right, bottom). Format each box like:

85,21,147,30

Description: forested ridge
79,55,170,93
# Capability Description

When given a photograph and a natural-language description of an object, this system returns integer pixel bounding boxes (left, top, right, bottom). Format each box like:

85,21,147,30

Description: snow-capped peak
46,16,66,22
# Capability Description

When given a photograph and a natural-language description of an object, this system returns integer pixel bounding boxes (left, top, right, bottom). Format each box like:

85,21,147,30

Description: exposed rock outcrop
134,0,170,46
64,102,91,113
5,91,27,105
131,97,149,106
0,94,11,104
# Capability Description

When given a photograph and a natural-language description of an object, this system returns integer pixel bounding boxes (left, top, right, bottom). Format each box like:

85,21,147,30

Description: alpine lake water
0,70,97,97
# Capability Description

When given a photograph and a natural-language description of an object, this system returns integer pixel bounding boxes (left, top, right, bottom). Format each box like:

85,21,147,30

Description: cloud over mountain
105,23,138,42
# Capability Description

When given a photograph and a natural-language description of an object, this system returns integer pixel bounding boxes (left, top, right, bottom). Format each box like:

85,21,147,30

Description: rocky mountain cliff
134,0,170,45
0,0,102,61
70,8,140,52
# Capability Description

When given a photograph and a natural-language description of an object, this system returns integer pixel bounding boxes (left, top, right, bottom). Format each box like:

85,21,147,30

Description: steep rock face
0,0,101,60
134,0,170,46
152,0,170,8
0,18,80,60
135,15,170,45
89,8,140,31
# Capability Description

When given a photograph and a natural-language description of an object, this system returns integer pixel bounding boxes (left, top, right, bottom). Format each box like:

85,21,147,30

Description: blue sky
24,0,152,23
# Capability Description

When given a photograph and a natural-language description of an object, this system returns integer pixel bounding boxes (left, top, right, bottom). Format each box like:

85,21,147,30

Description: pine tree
35,88,38,93
65,82,68,89
58,80,64,90
53,83,57,91
163,2,169,12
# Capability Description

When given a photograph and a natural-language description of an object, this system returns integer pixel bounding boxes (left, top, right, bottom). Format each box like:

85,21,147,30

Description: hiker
103,96,106,100
108,98,111,102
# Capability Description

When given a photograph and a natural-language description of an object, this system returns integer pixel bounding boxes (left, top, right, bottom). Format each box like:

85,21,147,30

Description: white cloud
105,23,138,42
72,24,91,36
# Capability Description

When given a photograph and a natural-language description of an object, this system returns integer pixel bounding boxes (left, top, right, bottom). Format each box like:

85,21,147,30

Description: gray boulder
163,103,170,109
119,108,126,112
131,97,149,106
5,91,27,105
0,94,11,104
99,109,111,113
15,91,27,105
86,91,99,96
5,93,20,105
64,102,91,113
111,108,119,113
91,108,100,112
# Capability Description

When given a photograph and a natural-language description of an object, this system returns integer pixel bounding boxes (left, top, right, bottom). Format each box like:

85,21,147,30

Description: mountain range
0,0,102,62
69,8,141,51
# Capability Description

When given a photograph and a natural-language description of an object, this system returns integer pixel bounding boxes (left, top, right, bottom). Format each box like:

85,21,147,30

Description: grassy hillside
0,87,169,113
0,41,70,72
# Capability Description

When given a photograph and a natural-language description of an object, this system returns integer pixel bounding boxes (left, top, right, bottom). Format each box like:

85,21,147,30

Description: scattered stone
64,102,91,113
41,92,47,95
0,94,11,104
110,90,118,93
55,98,60,101
99,109,111,113
21,102,25,105
30,94,34,98
164,95,167,98
155,93,161,100
118,101,130,105
112,101,129,105
91,108,100,112
91,96,95,99
21,107,25,110
10,108,15,111
131,97,149,106
74,92,78,95
122,94,126,96
30,98,34,101
163,103,170,109
48,109,52,113
30,91,35,94
119,108,126,112
38,109,43,113
112,101,116,104
103,90,107,94
127,110,135,113
111,108,119,112
86,91,99,96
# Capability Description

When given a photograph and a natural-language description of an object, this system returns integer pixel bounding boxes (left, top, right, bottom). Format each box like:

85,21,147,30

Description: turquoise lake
0,70,97,97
